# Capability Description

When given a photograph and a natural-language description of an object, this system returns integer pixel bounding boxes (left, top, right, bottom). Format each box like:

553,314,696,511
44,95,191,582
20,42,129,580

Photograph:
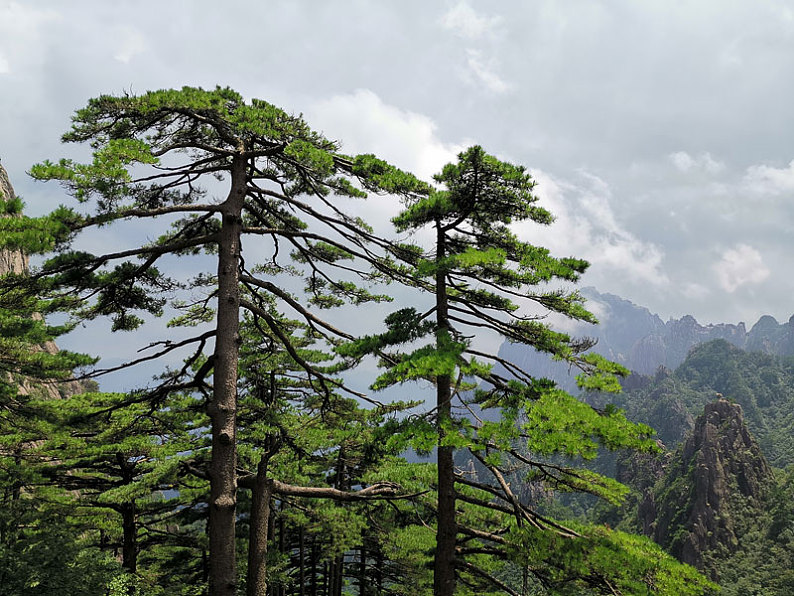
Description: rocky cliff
0,162,84,399
0,162,28,275
645,400,772,577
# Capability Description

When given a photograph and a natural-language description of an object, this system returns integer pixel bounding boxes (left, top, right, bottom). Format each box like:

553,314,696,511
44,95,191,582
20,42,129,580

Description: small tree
232,307,416,596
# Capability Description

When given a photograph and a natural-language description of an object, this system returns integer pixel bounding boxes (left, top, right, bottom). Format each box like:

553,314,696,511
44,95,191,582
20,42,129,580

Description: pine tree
1,163,116,594
232,304,418,595
0,87,427,595
341,146,713,595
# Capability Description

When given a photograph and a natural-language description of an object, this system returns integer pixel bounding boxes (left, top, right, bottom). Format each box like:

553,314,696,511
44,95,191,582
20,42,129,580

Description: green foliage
602,339,794,467
347,144,692,593
506,522,715,595
0,91,716,595
0,500,121,595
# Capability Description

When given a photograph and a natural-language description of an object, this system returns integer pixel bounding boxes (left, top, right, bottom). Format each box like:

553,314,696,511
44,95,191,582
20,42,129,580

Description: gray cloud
2,0,794,337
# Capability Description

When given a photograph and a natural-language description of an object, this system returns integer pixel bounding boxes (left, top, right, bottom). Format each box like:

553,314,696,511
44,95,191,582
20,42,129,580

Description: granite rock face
648,400,772,576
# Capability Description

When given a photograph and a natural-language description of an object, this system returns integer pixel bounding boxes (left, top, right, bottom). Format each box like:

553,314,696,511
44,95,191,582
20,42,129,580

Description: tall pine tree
0,87,427,596
341,146,711,595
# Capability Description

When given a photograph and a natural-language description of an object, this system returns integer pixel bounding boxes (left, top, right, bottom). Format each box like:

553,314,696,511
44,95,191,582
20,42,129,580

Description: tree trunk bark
247,456,274,596
209,153,246,596
299,525,306,596
333,555,344,596
277,506,285,596
433,222,456,596
121,501,137,574
375,549,382,595
358,541,366,596
310,539,318,596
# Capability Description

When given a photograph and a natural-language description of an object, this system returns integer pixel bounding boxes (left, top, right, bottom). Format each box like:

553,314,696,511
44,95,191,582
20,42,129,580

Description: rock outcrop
647,400,772,577
0,162,28,275
1,162,84,399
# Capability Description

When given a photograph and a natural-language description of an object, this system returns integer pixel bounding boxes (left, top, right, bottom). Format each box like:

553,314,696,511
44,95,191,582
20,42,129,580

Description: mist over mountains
501,287,794,392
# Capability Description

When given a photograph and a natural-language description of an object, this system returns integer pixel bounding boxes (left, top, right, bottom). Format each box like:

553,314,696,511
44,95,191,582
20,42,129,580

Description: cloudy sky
2,0,794,334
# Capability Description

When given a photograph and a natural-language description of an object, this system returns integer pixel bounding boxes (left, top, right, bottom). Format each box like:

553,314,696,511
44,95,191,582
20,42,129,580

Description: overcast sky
2,0,794,335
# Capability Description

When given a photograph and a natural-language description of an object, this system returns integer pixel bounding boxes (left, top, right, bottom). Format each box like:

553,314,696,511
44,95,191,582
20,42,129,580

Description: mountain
613,396,794,595
593,339,794,467
646,400,772,575
499,287,794,393
589,342,794,594
495,288,794,592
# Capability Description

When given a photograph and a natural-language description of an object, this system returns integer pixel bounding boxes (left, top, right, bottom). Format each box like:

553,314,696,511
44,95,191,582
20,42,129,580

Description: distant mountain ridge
499,287,794,391
496,286,794,593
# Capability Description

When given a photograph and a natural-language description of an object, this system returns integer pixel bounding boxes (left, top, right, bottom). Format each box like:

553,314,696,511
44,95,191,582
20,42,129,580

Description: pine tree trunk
247,456,274,596
332,555,343,596
299,525,306,596
358,542,366,596
375,549,383,595
277,506,285,596
433,222,456,596
310,539,318,596
209,153,246,596
120,501,137,573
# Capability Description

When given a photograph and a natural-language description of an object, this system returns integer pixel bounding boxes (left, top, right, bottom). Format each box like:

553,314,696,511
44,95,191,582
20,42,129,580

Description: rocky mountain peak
497,287,794,395
649,399,772,577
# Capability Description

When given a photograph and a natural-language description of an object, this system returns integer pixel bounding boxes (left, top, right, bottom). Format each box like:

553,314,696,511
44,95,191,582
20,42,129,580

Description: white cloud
518,170,668,286
465,49,510,94
0,2,60,73
113,26,147,64
713,244,770,292
439,1,501,40
743,159,794,194
308,88,467,181
682,282,710,299
669,151,695,172
669,150,725,174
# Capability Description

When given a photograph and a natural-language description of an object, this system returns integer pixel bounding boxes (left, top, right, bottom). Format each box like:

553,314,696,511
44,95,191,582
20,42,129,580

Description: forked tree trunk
209,153,246,596
433,223,457,596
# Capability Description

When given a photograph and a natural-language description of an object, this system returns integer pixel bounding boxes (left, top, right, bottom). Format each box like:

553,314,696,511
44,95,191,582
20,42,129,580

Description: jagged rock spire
650,399,772,577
